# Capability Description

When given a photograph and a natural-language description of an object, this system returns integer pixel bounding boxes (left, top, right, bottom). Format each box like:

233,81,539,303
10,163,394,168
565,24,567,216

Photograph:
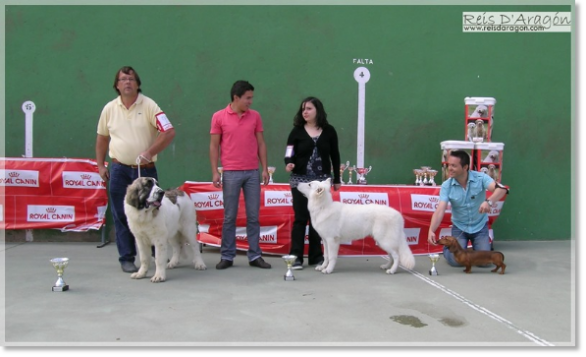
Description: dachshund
436,236,506,274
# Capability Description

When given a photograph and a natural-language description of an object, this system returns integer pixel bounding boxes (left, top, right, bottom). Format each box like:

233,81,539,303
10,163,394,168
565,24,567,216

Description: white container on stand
464,97,496,143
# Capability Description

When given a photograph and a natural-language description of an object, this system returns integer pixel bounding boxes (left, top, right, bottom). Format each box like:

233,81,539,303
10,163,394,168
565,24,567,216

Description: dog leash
135,155,151,178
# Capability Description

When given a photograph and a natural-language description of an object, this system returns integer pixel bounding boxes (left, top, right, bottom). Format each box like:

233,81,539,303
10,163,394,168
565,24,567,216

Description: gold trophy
428,169,438,186
429,254,439,276
421,166,431,185
217,166,224,183
282,255,297,281
268,166,276,184
347,165,356,185
340,162,348,184
50,257,70,292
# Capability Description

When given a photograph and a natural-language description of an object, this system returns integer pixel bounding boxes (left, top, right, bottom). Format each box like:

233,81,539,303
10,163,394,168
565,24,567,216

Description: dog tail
399,235,416,270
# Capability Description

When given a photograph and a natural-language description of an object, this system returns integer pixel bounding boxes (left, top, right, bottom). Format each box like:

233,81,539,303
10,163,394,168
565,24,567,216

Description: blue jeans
443,223,491,267
220,170,263,262
109,162,158,263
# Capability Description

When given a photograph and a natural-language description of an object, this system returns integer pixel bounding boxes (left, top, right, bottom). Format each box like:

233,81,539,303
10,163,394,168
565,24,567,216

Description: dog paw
321,267,334,274
385,268,396,275
166,261,178,269
194,263,207,270
380,263,391,270
315,265,324,271
150,275,166,283
130,272,145,279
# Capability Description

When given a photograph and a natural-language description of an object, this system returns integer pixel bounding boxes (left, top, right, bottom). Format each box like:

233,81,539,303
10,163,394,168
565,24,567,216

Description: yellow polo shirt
97,93,173,165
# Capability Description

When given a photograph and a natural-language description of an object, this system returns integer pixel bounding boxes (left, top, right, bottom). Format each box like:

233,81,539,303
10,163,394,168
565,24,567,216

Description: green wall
4,4,573,241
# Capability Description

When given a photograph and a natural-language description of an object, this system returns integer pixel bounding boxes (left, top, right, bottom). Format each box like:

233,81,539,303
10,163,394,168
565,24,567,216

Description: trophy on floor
50,257,70,292
356,166,372,185
282,255,297,281
347,164,356,184
429,254,439,276
268,166,276,184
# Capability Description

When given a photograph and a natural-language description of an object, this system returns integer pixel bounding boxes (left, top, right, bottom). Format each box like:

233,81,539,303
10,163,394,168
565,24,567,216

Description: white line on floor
405,266,554,346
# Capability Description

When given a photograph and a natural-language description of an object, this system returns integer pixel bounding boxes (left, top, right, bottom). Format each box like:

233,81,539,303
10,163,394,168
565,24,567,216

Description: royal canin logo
429,197,439,203
80,174,91,179
9,172,19,177
358,194,369,199
208,194,220,200
284,193,292,198
46,207,57,213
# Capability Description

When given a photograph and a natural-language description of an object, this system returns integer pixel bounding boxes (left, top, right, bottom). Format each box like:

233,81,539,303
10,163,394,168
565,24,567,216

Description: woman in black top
284,97,341,270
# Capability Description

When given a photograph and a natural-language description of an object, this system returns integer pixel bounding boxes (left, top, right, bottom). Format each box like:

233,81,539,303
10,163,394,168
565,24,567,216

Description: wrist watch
485,199,493,207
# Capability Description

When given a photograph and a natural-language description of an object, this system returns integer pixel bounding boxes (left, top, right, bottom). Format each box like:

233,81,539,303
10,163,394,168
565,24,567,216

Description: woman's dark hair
293,97,329,128
113,66,142,95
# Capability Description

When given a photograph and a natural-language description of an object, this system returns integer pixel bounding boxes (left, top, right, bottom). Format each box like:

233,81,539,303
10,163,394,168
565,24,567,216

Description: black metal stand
96,224,110,248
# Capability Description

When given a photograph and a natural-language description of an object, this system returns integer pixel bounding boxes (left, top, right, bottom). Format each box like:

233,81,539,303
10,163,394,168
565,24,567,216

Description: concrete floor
0,239,576,347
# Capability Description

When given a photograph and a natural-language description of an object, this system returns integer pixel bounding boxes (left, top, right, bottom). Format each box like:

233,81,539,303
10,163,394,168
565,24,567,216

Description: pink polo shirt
210,104,264,170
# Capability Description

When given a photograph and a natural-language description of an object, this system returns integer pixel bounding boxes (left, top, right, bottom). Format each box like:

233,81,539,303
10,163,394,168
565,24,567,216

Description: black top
284,124,341,184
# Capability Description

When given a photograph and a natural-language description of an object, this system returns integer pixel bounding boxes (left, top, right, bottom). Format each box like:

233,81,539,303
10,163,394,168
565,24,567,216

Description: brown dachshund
436,236,506,274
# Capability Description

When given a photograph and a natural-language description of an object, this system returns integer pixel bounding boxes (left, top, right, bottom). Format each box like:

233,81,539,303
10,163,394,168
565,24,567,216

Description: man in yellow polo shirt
95,66,175,273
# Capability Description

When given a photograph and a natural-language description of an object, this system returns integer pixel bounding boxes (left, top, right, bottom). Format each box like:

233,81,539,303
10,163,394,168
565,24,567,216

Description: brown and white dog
436,236,506,274
124,177,206,282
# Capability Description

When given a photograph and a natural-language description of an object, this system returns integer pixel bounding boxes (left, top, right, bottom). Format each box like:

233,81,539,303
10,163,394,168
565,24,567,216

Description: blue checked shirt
439,170,495,234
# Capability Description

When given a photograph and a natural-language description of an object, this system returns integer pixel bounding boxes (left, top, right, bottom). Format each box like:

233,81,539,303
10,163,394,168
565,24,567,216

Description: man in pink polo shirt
210,80,271,270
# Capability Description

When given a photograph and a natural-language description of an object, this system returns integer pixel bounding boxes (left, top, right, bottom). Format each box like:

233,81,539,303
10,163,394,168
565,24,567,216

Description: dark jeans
443,223,491,267
109,162,158,263
290,187,323,265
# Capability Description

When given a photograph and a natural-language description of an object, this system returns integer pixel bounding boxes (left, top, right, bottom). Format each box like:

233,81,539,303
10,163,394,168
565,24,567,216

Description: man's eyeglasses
118,78,136,82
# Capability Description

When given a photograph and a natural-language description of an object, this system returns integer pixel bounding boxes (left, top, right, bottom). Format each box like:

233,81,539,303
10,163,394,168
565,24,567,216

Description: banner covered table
1,157,108,232
180,182,505,256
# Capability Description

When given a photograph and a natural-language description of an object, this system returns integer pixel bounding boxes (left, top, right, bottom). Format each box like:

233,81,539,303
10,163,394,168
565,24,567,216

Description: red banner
1,158,108,232
181,182,505,256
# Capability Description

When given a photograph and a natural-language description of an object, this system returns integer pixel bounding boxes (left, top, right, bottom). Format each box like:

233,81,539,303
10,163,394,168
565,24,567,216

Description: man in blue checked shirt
428,150,509,266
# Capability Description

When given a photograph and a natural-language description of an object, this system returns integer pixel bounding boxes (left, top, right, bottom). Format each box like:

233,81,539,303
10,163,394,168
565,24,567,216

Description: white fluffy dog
483,150,500,163
124,177,206,282
297,178,415,274
467,122,476,142
469,104,487,118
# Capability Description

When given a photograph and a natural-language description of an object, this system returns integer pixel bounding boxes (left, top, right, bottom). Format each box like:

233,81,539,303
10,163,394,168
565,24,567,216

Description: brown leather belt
111,158,156,169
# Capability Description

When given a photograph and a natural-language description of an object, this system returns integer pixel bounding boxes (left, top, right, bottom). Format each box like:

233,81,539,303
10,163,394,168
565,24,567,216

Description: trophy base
429,270,438,276
52,285,69,292
284,275,296,281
